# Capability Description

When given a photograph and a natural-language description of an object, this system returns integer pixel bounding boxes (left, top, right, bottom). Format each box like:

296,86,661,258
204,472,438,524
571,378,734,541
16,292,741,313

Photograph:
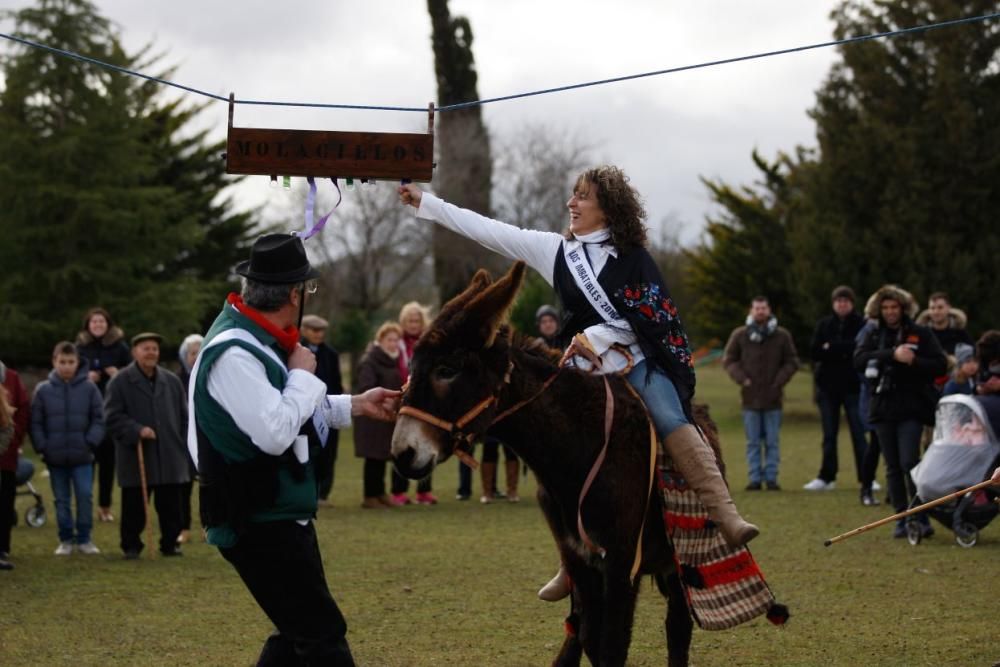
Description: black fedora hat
235,233,319,284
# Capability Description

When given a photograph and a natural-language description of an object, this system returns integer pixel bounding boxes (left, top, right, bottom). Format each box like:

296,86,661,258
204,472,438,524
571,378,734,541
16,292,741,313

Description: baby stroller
907,395,1000,547
14,456,46,528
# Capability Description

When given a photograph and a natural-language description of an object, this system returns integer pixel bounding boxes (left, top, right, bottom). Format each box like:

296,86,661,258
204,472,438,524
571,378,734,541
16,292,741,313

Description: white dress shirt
416,193,643,372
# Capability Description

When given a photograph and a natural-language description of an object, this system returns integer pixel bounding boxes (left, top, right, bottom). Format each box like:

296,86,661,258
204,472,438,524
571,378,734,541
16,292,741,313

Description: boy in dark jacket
30,342,105,555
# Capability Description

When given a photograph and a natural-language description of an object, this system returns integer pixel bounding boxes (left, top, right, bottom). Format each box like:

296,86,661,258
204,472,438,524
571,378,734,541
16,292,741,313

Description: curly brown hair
567,165,648,252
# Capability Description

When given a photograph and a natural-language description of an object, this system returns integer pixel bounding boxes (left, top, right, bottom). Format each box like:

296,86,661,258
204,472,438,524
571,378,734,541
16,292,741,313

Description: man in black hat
105,332,190,558
188,233,397,666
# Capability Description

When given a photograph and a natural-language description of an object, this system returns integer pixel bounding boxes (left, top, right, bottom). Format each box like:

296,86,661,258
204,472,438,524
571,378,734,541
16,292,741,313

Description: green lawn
2,365,998,666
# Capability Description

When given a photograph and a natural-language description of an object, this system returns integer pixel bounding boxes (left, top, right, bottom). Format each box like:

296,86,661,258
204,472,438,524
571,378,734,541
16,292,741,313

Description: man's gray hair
242,279,297,312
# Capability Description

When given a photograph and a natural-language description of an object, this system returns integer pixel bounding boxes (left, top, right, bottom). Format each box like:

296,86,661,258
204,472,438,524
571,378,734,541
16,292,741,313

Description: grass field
2,364,998,666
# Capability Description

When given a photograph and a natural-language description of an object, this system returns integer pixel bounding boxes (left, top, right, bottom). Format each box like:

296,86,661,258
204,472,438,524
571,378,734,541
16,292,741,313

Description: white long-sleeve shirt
416,193,643,372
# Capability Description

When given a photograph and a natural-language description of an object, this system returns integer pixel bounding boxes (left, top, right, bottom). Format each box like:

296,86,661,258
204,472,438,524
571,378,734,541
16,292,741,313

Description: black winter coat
811,311,865,396
854,319,947,425
104,363,190,488
30,366,105,466
76,327,132,394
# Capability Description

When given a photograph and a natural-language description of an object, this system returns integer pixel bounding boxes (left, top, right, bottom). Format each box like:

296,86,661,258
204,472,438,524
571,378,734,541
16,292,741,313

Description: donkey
392,261,708,667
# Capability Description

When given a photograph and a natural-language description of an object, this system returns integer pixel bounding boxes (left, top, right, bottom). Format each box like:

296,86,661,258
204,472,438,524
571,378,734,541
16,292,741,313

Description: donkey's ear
462,262,526,348
436,269,494,326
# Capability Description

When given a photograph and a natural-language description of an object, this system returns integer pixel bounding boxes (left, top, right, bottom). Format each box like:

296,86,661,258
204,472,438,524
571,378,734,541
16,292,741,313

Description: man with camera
855,286,946,539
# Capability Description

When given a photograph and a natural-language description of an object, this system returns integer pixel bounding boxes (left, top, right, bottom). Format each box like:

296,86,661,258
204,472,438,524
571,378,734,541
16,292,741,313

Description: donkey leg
552,600,584,667
595,566,640,667
567,565,604,665
655,572,693,667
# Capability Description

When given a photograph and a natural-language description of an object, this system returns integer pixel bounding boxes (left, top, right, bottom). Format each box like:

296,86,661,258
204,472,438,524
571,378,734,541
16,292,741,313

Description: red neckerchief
226,293,299,354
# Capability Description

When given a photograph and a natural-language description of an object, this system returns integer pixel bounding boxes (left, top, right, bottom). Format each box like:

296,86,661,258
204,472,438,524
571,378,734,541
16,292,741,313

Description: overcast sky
5,0,843,244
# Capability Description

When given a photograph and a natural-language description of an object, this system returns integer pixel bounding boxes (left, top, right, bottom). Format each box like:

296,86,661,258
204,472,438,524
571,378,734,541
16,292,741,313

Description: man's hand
351,388,401,421
398,183,423,209
105,366,120,377
139,426,157,440
893,345,916,365
743,378,752,387
87,370,101,384
288,344,317,374
991,466,1000,485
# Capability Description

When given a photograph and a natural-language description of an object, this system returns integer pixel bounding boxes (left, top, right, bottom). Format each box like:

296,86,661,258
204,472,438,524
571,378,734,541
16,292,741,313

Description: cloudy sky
6,0,844,243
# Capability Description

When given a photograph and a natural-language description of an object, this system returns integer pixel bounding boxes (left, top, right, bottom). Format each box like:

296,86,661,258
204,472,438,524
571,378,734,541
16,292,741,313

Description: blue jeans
48,464,94,544
625,361,689,439
743,409,783,484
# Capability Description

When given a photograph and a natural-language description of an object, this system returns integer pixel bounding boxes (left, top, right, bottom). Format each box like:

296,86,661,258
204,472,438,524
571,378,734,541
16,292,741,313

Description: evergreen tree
0,0,253,363
792,0,1000,334
685,151,807,347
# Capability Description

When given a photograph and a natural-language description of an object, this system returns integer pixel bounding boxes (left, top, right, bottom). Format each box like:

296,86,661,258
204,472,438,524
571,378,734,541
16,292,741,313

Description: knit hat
954,343,976,366
831,285,856,303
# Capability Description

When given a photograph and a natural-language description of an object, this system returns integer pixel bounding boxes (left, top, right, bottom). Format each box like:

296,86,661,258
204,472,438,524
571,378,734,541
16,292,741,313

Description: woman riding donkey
399,166,758,600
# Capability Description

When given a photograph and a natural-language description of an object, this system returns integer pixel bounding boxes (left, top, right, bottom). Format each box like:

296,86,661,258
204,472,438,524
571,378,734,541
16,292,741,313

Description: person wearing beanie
535,304,561,348
803,286,867,492
942,343,978,396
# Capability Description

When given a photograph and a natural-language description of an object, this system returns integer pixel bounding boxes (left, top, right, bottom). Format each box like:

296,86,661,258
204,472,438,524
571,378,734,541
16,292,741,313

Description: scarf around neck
226,293,300,354
746,315,778,343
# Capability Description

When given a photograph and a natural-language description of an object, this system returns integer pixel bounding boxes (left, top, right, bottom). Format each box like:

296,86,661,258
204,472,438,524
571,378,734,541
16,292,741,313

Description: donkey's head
391,262,526,479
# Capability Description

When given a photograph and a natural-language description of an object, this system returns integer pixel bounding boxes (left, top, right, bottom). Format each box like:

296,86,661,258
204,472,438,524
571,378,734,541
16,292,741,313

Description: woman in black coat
75,307,131,522
353,323,404,509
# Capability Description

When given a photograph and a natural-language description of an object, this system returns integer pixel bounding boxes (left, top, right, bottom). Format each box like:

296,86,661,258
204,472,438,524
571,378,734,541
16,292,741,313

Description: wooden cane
136,439,155,560
824,479,997,546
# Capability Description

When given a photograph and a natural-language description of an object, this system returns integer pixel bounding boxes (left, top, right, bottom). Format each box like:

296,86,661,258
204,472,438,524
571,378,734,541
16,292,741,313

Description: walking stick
136,439,155,560
824,478,997,546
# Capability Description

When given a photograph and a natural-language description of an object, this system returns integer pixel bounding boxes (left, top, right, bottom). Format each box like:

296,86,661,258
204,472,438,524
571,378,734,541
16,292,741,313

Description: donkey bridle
396,360,563,470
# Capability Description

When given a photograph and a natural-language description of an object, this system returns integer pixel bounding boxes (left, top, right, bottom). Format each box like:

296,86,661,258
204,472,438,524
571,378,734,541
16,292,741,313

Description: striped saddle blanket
657,448,789,631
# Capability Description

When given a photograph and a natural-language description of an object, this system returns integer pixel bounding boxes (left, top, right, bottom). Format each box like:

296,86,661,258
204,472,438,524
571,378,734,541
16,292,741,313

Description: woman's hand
398,183,423,209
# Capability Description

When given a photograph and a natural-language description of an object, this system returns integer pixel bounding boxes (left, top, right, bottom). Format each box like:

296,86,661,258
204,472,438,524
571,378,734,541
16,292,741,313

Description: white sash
563,241,622,324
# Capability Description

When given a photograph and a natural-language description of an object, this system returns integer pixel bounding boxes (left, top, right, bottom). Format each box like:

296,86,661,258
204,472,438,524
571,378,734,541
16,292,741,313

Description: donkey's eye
433,365,460,381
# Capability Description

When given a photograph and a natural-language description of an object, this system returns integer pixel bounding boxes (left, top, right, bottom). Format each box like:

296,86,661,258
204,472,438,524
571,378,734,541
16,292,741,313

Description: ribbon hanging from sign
298,177,343,240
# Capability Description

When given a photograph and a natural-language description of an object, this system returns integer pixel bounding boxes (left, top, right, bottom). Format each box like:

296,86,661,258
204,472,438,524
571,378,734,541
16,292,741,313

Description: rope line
1,11,998,113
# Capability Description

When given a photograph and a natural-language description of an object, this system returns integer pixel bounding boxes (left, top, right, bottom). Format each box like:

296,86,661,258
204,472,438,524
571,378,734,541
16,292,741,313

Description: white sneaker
803,478,835,491
77,542,101,555
871,480,882,492
54,542,74,556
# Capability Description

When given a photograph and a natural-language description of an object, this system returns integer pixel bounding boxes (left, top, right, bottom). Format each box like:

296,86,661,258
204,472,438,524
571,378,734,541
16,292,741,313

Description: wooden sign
225,93,435,182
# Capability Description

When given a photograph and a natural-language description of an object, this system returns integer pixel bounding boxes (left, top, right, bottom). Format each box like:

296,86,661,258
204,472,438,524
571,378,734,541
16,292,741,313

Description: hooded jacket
915,307,973,355
76,325,132,394
30,365,105,466
854,285,947,424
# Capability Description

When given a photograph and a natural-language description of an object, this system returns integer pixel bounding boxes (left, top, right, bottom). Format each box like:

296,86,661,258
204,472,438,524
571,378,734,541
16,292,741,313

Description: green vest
194,304,318,547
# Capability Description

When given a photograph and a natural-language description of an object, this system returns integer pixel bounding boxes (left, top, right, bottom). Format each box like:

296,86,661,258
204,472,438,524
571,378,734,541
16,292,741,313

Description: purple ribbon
298,177,342,240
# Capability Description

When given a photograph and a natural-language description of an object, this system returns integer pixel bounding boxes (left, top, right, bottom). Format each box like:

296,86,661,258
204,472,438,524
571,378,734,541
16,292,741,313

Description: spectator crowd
1,281,999,571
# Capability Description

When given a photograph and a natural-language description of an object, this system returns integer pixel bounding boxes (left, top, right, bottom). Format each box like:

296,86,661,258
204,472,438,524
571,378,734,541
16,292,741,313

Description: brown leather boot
538,564,571,601
480,462,497,504
664,424,759,548
505,460,520,502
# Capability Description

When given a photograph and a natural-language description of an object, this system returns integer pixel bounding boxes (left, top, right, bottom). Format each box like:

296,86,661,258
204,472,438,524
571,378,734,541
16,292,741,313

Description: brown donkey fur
392,262,729,667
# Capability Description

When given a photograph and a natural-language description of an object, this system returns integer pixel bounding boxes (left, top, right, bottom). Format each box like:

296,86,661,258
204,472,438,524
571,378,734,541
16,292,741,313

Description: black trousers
390,467,431,495
816,390,867,483
120,483,182,554
220,521,354,666
179,481,193,531
94,436,116,508
363,458,387,498
874,420,923,513
859,430,882,493
0,469,15,554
